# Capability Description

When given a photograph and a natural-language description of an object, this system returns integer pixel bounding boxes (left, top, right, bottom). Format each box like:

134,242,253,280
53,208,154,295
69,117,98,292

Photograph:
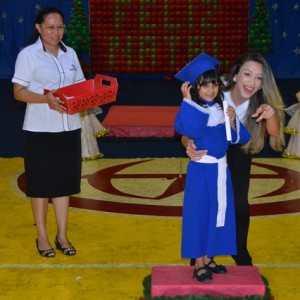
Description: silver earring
232,77,237,83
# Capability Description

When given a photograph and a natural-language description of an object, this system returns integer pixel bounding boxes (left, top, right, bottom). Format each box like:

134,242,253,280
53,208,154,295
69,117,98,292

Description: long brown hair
224,52,285,154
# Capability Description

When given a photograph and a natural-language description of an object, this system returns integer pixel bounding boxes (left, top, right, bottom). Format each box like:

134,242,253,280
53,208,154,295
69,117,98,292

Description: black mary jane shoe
193,267,213,282
36,239,56,258
54,236,76,256
205,260,227,274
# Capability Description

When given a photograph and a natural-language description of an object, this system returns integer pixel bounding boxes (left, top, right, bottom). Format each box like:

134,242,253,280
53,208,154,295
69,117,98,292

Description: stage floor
0,157,299,299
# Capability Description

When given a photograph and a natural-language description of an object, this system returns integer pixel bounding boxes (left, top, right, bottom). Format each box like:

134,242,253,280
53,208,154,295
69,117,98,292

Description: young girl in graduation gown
174,53,251,282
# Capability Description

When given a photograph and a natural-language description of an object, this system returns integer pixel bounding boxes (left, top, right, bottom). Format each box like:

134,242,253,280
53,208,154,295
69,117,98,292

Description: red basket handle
94,74,118,88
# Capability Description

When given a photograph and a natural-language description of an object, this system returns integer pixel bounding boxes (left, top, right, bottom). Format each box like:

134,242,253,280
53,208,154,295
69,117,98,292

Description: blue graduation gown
174,98,251,258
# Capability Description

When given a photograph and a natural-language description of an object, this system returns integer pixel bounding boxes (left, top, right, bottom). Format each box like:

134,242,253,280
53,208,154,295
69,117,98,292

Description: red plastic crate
46,74,118,114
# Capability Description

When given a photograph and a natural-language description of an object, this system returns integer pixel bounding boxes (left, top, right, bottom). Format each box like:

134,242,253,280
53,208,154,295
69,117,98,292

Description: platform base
151,266,266,298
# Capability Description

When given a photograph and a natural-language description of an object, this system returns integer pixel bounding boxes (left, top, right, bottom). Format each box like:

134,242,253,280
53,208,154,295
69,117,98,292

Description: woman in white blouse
12,7,85,257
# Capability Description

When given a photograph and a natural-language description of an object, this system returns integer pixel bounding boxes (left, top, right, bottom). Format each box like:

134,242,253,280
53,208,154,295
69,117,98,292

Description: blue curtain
1,0,299,79
0,0,73,79
250,0,300,78
267,0,300,79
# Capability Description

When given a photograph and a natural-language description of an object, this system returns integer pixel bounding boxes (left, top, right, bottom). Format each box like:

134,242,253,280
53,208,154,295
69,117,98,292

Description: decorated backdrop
89,0,249,76
0,0,300,79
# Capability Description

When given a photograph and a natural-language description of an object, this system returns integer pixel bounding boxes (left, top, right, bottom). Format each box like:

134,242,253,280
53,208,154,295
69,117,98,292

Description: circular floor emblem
17,159,300,216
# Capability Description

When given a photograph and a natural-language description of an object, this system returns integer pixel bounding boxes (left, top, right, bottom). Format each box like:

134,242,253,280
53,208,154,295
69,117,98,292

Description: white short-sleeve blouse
12,37,85,132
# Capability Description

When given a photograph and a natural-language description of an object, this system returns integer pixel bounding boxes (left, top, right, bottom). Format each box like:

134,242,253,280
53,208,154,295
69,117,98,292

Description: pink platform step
151,266,266,298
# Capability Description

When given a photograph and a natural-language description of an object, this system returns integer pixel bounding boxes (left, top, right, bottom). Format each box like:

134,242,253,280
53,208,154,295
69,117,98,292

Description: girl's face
36,13,65,49
233,61,263,101
198,81,219,102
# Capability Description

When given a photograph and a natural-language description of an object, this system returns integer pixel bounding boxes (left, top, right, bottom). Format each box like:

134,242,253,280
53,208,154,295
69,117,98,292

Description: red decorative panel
89,0,249,75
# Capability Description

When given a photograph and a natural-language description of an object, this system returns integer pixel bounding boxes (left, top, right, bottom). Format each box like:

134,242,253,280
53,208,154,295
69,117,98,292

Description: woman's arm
181,135,208,160
251,104,280,137
13,83,66,114
14,83,48,103
265,114,280,137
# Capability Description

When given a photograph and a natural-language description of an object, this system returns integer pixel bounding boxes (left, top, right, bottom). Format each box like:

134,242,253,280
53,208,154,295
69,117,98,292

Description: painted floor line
0,263,299,269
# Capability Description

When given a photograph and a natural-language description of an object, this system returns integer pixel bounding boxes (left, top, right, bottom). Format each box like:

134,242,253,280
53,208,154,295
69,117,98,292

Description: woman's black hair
28,7,65,45
190,69,224,108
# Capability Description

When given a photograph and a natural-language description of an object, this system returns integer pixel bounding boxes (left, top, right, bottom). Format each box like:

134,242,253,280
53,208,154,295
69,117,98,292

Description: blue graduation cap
174,52,219,84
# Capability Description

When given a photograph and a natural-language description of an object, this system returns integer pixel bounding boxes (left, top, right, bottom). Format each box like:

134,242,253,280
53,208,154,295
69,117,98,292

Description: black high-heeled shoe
35,239,55,257
54,236,76,256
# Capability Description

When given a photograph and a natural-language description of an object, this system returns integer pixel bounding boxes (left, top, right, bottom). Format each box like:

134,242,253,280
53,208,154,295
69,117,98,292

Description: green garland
142,274,271,300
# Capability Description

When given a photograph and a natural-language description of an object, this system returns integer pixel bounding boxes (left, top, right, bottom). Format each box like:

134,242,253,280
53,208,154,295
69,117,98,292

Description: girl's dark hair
28,7,65,45
190,69,224,108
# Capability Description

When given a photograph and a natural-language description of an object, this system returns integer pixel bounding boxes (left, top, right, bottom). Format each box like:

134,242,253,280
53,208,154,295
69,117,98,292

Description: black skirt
23,129,82,198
